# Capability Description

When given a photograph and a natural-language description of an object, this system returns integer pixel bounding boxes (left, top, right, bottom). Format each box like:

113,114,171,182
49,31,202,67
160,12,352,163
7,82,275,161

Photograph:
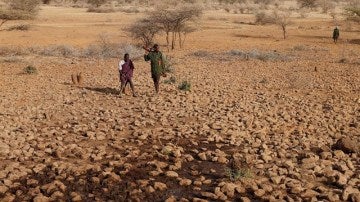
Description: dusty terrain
0,5,360,202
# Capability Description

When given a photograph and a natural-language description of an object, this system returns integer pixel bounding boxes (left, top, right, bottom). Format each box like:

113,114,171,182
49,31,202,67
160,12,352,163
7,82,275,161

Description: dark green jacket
144,51,164,76
333,28,339,39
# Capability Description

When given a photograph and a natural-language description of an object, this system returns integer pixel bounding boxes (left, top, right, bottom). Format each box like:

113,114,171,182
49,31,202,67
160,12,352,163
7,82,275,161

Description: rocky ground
0,48,359,201
1,5,360,202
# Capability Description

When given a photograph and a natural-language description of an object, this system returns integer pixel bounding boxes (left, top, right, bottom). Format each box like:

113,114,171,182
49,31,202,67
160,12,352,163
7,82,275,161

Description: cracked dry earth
1,51,359,202
0,8,360,202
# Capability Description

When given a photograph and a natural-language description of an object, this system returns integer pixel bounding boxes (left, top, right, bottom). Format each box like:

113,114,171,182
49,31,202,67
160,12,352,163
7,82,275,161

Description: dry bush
6,24,30,31
87,6,115,13
255,11,274,25
7,0,41,13
1,55,22,63
296,0,317,9
87,0,107,7
117,7,140,13
228,49,290,61
344,7,360,23
0,46,28,56
272,10,292,39
318,0,335,13
0,9,34,29
190,50,212,57
0,0,40,28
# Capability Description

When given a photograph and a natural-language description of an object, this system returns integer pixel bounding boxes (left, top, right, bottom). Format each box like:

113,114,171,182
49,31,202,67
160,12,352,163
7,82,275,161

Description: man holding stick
143,44,165,94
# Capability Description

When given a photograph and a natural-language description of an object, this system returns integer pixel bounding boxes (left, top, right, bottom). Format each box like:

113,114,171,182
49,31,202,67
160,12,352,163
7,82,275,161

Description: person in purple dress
119,53,137,97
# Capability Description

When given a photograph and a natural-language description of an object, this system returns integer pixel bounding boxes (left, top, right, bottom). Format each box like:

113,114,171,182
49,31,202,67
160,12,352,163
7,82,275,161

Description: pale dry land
0,5,360,202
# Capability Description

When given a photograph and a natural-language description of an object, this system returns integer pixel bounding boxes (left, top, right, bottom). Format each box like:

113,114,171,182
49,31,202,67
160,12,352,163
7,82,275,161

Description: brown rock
154,182,167,191
201,192,218,200
33,194,50,202
221,183,237,198
71,192,82,201
179,179,192,186
198,152,207,161
164,170,178,178
342,186,360,201
0,185,9,194
254,189,266,197
333,137,360,154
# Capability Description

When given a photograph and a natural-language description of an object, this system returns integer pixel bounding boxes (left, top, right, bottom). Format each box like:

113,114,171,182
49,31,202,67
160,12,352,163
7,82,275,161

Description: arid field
0,2,360,202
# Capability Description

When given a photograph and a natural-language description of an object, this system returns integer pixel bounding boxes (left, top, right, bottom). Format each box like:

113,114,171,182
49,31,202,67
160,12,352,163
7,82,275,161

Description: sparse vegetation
6,24,30,31
162,55,176,74
0,0,40,29
255,11,274,25
228,49,290,61
344,7,360,23
24,65,37,74
296,0,317,9
191,50,211,57
225,167,252,181
164,76,176,84
178,80,191,91
87,0,106,7
86,6,115,13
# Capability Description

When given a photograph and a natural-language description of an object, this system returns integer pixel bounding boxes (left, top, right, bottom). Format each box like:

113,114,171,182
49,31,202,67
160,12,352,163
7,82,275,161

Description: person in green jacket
333,26,339,44
144,44,164,94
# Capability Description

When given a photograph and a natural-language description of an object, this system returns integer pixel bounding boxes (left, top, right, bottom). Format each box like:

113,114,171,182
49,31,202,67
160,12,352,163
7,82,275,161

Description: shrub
296,0,317,9
178,80,191,91
87,7,115,13
0,9,34,28
162,55,175,74
228,49,290,61
1,56,22,63
6,24,30,31
24,65,37,74
254,11,274,25
0,0,40,28
225,167,252,181
191,50,211,57
118,7,140,13
344,7,360,23
87,0,106,7
164,76,176,84
8,0,41,13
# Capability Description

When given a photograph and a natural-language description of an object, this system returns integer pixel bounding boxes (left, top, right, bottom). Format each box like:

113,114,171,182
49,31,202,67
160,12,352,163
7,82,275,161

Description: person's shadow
84,87,120,95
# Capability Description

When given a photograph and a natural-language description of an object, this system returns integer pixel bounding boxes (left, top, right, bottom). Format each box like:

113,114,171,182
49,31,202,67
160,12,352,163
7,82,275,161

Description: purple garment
120,60,134,83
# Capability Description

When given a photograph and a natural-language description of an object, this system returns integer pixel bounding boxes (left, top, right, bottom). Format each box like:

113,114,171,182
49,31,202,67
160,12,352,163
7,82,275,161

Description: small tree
168,5,202,49
273,11,292,39
0,0,39,29
143,5,202,50
127,18,161,47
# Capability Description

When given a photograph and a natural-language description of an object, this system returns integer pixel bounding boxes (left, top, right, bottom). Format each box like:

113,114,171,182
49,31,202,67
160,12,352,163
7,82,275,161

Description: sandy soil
0,5,359,202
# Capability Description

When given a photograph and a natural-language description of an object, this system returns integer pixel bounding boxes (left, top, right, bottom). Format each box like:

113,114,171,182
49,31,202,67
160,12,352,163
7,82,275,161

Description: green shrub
178,80,191,91
24,65,37,74
225,167,252,181
164,76,176,84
